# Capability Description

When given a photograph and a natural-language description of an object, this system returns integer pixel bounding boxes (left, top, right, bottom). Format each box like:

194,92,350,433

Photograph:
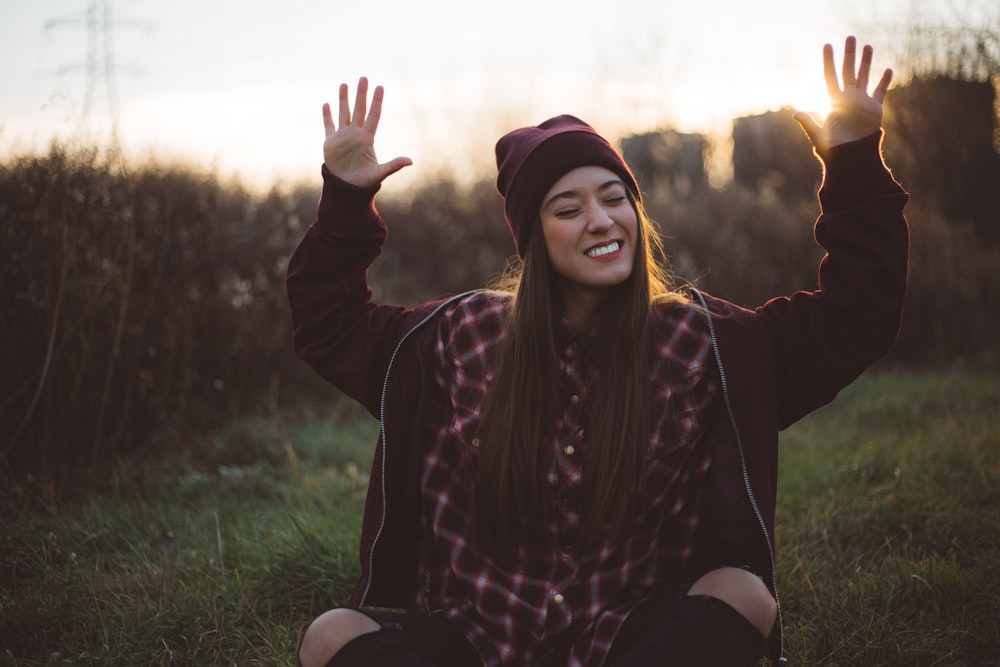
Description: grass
776,370,1000,665
2,371,998,666
1,406,378,666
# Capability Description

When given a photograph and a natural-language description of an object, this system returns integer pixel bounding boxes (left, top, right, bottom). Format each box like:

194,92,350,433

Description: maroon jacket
286,132,908,663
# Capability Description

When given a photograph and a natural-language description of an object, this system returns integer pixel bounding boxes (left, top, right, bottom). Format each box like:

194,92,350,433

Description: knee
688,567,777,638
298,608,381,667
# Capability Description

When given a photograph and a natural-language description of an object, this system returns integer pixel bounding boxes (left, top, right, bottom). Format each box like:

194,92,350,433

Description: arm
764,38,910,427
286,79,424,415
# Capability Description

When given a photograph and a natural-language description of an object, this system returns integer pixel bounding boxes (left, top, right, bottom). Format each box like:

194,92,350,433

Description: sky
0,0,989,192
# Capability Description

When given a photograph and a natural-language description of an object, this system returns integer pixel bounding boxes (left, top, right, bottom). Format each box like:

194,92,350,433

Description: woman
289,36,908,667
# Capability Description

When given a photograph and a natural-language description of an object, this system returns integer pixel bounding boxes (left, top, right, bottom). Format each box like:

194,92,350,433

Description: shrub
0,144,325,476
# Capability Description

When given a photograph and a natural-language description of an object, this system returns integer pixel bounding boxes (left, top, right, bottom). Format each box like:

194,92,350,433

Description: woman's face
539,165,638,312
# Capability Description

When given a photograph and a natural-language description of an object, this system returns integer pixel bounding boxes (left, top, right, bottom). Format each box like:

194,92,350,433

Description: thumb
793,111,821,145
375,156,414,183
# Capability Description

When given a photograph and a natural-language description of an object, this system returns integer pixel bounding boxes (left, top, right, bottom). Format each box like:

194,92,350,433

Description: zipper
358,290,480,607
691,288,787,665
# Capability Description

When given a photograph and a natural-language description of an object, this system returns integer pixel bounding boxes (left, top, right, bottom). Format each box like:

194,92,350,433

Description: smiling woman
287,35,910,667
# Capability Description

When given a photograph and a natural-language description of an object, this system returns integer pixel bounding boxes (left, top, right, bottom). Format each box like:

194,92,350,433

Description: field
776,371,1000,664
2,371,998,666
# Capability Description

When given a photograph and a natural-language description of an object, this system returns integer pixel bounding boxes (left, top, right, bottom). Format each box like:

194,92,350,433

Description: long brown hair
471,194,684,562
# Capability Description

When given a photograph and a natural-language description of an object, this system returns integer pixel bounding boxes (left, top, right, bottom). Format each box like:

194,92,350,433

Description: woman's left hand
794,35,893,151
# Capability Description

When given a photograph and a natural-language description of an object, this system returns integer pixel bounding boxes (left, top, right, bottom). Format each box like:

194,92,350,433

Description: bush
2,135,997,480
0,144,326,476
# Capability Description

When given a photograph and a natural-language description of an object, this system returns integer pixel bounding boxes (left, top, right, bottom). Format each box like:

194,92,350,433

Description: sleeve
758,131,910,428
285,166,430,416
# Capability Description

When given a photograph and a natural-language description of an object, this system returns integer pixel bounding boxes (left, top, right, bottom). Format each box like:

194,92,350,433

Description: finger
338,83,350,128
353,77,369,128
841,36,857,88
856,44,874,91
322,102,335,136
366,85,385,134
872,68,893,104
823,43,840,98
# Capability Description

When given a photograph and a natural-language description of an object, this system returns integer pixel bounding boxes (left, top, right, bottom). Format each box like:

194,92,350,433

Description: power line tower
45,0,151,149
42,1,153,453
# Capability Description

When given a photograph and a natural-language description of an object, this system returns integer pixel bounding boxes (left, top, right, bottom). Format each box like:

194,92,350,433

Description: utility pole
43,0,153,455
45,0,151,148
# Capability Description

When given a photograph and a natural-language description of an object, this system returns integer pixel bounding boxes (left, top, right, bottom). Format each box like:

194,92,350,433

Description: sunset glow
0,0,983,191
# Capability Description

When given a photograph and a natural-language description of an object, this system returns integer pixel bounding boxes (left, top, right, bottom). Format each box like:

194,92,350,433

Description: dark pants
320,593,767,666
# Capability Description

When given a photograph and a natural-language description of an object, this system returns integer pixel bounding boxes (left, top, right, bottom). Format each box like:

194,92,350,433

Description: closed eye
554,207,581,218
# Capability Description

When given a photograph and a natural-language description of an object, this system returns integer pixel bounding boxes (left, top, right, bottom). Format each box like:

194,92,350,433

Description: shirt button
552,592,565,604
471,438,480,448
564,445,575,456
569,394,580,405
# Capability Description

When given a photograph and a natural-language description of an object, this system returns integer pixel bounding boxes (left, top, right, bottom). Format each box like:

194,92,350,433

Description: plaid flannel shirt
417,291,720,666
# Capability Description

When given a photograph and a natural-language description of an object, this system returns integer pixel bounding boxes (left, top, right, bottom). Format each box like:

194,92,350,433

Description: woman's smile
584,239,624,258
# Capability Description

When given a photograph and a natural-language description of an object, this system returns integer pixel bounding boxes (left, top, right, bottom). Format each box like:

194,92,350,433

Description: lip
584,239,624,259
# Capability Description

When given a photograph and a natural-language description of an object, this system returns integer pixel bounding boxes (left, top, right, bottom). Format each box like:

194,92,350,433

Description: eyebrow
541,179,625,211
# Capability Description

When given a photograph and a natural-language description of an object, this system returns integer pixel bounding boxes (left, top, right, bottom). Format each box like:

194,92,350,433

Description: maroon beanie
495,115,640,258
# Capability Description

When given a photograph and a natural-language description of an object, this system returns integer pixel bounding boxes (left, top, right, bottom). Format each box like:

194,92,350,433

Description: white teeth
586,241,621,258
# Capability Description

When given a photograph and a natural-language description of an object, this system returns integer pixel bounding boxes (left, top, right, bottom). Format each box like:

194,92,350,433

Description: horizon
1,0,993,193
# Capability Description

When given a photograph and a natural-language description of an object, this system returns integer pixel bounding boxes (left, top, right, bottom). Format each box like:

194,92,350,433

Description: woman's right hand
322,77,412,187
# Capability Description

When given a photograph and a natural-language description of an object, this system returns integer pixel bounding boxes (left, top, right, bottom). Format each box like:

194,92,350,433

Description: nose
586,208,613,234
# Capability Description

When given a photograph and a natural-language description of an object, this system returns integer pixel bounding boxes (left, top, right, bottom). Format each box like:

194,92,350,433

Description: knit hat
495,114,640,258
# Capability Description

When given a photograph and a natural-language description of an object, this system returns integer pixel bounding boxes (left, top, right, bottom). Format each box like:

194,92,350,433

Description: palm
823,86,886,147
324,125,383,186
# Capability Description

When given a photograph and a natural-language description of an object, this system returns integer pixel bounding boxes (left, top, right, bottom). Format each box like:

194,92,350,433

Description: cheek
623,214,640,248
629,228,643,267
541,223,574,259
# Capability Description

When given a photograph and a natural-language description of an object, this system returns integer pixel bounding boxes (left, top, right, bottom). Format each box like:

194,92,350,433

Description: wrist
317,164,382,232
818,132,904,209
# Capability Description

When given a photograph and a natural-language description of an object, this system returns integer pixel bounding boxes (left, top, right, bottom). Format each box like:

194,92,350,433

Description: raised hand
322,77,412,187
794,36,893,152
